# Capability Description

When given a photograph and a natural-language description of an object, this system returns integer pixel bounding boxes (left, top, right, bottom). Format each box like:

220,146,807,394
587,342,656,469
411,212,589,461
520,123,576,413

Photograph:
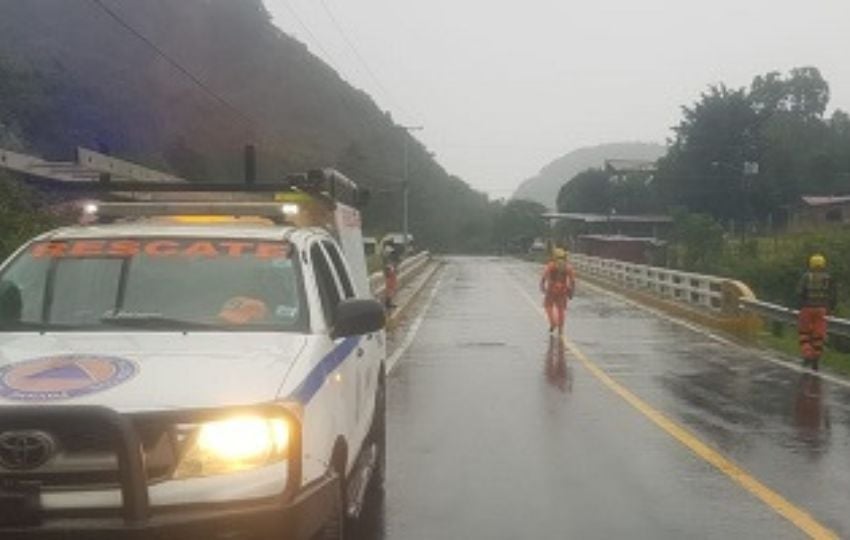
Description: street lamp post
400,125,424,255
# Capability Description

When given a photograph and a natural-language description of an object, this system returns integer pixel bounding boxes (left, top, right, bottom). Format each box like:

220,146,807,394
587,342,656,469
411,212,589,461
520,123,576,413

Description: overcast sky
265,0,850,198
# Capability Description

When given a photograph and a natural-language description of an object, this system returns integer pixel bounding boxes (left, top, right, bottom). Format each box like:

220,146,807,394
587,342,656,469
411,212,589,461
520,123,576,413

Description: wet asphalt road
356,257,850,539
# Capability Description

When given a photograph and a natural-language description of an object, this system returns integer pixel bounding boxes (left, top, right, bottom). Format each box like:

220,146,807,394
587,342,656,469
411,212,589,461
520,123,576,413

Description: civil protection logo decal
0,354,137,401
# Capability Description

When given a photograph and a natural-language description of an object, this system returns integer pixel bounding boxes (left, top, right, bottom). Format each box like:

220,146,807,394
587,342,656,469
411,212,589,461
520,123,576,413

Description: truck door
309,241,359,457
320,241,378,448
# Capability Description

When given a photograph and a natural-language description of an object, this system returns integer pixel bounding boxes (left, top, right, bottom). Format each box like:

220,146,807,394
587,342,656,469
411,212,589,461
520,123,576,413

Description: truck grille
0,418,178,489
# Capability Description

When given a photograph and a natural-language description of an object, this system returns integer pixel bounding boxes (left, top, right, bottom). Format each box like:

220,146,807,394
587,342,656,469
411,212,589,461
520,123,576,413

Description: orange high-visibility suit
540,260,575,332
797,269,837,368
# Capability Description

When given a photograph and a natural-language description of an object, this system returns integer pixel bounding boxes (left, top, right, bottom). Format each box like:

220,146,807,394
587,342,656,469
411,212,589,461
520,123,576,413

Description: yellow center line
508,273,838,540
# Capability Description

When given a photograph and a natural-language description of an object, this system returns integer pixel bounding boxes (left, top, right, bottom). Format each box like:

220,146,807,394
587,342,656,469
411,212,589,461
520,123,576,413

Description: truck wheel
312,471,345,540
370,372,387,492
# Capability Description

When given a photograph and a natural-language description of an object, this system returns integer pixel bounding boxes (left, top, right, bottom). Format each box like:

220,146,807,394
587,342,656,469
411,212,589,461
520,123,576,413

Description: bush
667,212,850,315
711,228,850,315
670,212,725,272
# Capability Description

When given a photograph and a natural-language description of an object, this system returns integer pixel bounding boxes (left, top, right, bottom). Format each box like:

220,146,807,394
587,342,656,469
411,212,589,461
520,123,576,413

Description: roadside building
543,212,672,264
790,196,850,231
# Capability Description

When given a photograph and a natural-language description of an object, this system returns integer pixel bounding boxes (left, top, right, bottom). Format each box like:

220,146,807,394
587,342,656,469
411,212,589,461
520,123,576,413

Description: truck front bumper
0,474,339,540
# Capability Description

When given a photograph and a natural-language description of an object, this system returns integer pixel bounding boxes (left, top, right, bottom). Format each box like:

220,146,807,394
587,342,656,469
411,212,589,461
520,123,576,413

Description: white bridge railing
570,252,850,338
570,253,725,312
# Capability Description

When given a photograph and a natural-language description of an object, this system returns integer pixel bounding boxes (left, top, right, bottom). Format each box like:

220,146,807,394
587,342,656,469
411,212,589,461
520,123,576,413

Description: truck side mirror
0,281,23,323
332,299,385,339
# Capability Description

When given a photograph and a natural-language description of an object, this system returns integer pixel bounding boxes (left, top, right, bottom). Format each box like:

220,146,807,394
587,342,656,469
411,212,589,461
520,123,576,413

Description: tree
656,84,758,222
785,67,830,120
669,211,725,271
556,169,612,213
495,199,547,252
750,67,829,121
654,67,846,229
556,167,661,215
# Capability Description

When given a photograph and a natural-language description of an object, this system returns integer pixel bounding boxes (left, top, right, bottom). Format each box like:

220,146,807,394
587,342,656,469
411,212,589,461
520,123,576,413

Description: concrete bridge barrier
370,251,431,297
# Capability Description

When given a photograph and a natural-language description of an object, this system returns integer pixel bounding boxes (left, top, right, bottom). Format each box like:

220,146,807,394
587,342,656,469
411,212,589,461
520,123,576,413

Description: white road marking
386,270,445,374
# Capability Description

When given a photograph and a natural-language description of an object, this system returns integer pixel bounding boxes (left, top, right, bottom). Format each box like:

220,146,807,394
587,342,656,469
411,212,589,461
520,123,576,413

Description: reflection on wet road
357,257,849,539
544,336,572,393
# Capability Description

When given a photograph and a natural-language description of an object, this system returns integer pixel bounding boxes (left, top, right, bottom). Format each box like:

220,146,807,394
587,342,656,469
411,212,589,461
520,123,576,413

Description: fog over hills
513,142,666,209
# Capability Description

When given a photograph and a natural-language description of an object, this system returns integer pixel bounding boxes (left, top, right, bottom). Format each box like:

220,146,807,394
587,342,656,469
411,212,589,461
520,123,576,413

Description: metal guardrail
370,251,430,297
739,298,850,338
570,253,725,312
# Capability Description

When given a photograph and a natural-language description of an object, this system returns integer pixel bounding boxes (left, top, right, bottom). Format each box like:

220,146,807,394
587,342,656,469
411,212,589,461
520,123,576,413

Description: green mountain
513,142,666,209
0,0,492,251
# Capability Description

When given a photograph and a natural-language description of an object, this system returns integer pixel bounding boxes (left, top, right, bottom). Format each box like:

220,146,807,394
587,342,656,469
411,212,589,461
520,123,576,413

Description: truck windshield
0,238,307,332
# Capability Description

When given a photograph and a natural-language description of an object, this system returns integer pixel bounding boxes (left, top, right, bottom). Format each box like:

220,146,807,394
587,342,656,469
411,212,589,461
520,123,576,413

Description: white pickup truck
0,171,386,539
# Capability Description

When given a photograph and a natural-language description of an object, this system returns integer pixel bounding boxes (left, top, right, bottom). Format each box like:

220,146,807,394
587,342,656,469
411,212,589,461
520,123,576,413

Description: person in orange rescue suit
540,248,576,334
381,240,399,310
797,254,837,371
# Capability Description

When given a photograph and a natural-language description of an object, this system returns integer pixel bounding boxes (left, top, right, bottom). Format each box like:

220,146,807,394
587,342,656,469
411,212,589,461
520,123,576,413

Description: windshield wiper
100,313,218,330
0,321,91,331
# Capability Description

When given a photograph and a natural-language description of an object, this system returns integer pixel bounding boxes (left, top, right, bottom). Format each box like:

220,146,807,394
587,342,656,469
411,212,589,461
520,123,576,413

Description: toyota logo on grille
0,431,57,471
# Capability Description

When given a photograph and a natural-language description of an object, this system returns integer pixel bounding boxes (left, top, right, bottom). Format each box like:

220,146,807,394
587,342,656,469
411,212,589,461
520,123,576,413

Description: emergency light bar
58,169,369,209
86,202,299,224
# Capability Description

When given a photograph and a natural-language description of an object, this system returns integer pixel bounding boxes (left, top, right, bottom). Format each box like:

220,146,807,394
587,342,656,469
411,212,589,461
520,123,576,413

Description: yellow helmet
553,248,568,260
809,254,826,270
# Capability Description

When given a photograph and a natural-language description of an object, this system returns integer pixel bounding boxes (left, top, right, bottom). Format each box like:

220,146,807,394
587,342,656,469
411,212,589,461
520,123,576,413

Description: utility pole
244,144,256,186
400,125,423,255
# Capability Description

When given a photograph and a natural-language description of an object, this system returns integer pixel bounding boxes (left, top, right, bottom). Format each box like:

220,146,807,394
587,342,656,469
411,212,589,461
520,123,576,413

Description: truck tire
370,372,386,493
312,471,345,540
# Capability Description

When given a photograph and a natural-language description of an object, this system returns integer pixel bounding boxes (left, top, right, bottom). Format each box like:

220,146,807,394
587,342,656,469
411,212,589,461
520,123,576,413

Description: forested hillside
0,0,493,251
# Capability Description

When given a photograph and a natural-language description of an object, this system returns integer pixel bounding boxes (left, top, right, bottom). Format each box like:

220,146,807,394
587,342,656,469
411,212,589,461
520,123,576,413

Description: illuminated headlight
173,417,291,479
281,203,300,216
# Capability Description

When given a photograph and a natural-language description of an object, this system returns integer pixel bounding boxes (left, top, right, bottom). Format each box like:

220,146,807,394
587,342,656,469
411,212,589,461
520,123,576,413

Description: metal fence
739,298,850,339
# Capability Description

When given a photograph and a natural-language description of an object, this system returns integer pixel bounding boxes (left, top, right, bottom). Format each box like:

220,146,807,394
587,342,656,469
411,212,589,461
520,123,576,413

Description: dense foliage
492,199,548,252
556,168,661,215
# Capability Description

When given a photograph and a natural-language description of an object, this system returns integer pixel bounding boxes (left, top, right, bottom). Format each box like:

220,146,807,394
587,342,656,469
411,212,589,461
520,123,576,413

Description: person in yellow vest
540,248,576,334
797,254,837,371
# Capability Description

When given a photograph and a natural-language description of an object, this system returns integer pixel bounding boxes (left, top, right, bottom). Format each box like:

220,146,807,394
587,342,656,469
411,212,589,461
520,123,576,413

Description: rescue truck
0,169,386,539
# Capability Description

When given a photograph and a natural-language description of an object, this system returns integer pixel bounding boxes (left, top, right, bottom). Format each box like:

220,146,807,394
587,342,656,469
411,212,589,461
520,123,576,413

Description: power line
277,0,391,138
316,0,405,117
84,0,337,165
88,0,396,169
87,0,255,130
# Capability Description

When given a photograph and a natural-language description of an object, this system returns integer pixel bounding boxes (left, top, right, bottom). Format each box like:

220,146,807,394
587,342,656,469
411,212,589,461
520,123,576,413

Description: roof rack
0,147,369,209
63,169,368,209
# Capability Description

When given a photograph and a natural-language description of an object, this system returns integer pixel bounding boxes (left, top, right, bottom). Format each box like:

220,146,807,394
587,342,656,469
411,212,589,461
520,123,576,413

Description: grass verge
757,324,850,376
